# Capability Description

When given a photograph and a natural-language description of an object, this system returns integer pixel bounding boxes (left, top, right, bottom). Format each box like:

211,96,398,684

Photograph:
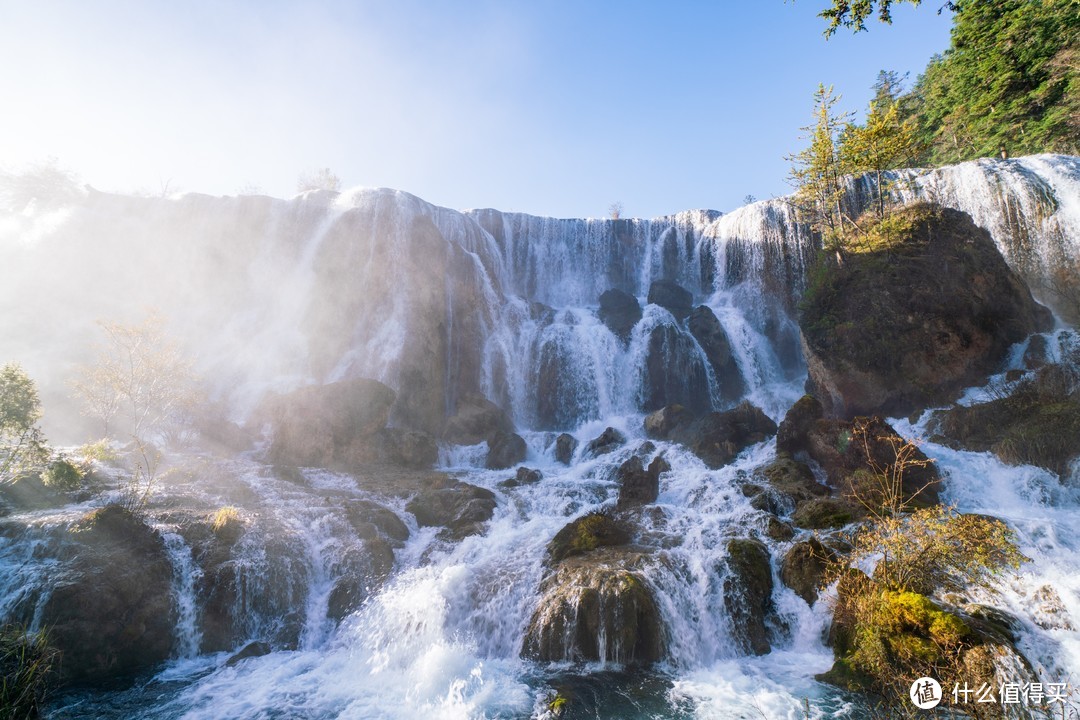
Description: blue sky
0,1,953,218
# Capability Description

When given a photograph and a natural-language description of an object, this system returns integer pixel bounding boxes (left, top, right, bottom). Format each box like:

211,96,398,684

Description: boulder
643,404,695,440
442,393,514,445
584,427,626,457
41,505,177,685
554,433,578,465
687,305,746,403
781,538,835,604
547,512,633,564
776,395,824,456
486,431,527,469
647,280,693,319
378,428,439,469
792,497,855,529
642,324,712,415
723,539,773,655
615,456,667,510
406,478,497,540
523,549,664,664
597,288,643,342
673,401,777,469
753,454,829,505
225,641,272,667
800,204,1053,418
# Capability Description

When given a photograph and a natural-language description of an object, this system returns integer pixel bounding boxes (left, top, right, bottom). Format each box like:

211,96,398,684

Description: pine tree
841,100,923,218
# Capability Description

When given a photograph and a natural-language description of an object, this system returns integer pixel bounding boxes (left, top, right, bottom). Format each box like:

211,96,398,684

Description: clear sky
0,1,954,218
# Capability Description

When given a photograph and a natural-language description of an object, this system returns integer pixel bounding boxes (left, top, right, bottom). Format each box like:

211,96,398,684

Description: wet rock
643,404,694,441
42,505,177,685
642,323,712,415
523,549,664,664
597,288,642,342
1023,335,1049,370
344,499,410,544
780,538,835,605
764,517,795,542
502,467,543,488
378,428,439,469
687,305,746,403
723,539,773,655
225,641,272,667
485,431,527,469
615,456,667,510
775,395,823,456
0,473,67,512
647,280,693,319
753,454,828,504
442,392,514,445
406,479,497,540
792,497,854,529
674,401,777,469
584,427,626,457
554,433,578,465
547,512,633,564
800,204,1052,419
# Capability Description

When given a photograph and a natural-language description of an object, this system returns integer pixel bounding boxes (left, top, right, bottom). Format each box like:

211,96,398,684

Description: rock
597,288,643,342
530,301,556,326
442,392,514,445
1023,335,1049,370
344,499,410,544
0,473,67,512
642,323,712,415
753,454,828,504
764,517,795,542
615,456,662,510
687,305,746,403
378,428,439,469
547,512,633,564
486,431,527,469
523,549,664,664
643,404,694,440
776,395,823,455
515,467,543,485
647,280,693,319
792,497,854,529
225,641,272,667
781,539,835,605
800,203,1052,419
554,433,578,465
406,479,497,540
723,539,773,655
673,401,777,469
932,364,1080,476
41,505,177,685
584,427,626,457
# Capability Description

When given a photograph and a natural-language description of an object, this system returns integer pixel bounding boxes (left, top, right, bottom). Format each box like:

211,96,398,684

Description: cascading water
1,155,1079,718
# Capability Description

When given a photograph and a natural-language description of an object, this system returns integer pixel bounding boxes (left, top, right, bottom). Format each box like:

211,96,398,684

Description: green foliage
0,364,49,485
818,0,949,37
841,100,922,218
40,457,84,492
905,0,1079,162
77,439,118,465
0,626,57,719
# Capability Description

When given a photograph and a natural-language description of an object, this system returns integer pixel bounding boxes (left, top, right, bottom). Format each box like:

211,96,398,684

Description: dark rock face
598,288,643,342
800,204,1053,419
687,305,746,403
781,539,834,605
776,395,824,456
226,641,272,667
584,427,626,457
615,456,669,510
643,404,695,440
792,497,855,529
442,393,514,445
486,431,527,469
264,378,437,470
522,549,664,664
647,280,693,319
642,323,712,415
547,512,633,564
932,364,1080,477
406,478,497,540
41,505,177,685
723,539,773,656
554,433,578,464
674,402,777,469
753,454,829,505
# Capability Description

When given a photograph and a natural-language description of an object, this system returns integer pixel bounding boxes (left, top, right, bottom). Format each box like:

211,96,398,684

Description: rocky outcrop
615,456,669,510
406,478,497,540
584,427,626,457
523,548,664,664
486,431,527,469
687,305,746,403
597,288,642,342
647,280,693,319
547,512,633,564
442,393,514,445
675,402,777,469
264,378,436,470
932,364,1080,477
643,404,694,440
41,505,177,685
554,433,578,464
781,539,835,604
800,204,1052,419
642,323,712,415
723,539,773,655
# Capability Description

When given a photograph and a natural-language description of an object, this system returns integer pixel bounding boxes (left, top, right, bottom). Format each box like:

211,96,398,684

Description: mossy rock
780,538,835,605
753,454,828,504
547,512,633,564
723,538,773,655
792,497,854,529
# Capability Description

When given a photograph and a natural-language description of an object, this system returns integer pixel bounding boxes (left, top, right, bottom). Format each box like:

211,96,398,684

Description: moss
792,497,854,529
546,512,631,564
549,694,568,713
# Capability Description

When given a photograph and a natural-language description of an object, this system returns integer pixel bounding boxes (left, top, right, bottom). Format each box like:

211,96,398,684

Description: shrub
40,457,83,492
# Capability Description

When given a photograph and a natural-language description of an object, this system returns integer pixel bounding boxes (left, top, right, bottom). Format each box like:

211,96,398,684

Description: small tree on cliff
787,84,854,249
0,364,49,484
841,99,923,218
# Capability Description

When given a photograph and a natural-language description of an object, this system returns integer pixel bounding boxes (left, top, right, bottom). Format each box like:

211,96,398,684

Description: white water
0,156,1078,717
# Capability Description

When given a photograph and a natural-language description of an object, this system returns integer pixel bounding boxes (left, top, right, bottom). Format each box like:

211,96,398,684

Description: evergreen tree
841,100,923,217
